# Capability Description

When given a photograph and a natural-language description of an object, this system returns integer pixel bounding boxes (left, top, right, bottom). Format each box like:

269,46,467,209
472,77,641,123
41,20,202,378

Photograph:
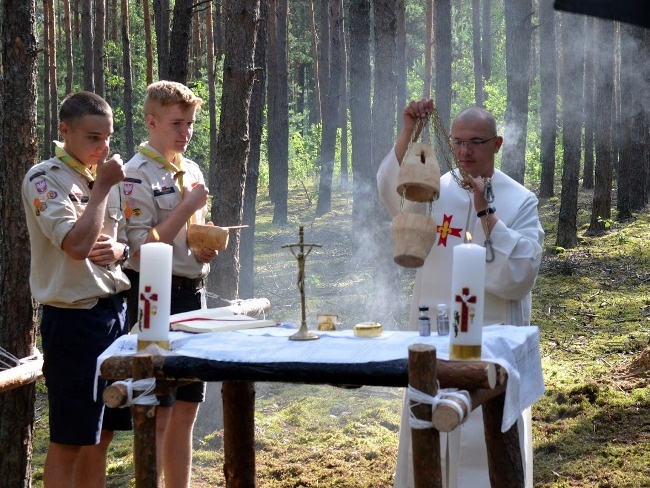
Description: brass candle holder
282,226,322,340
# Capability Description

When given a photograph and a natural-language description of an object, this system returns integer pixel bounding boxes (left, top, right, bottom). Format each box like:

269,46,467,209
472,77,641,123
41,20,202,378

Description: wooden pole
482,389,524,487
0,357,43,393
408,344,442,488
222,380,256,487
131,354,158,488
100,354,501,389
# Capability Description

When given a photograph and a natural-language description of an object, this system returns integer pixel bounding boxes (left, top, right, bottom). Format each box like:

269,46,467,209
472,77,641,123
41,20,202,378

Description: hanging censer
391,115,440,268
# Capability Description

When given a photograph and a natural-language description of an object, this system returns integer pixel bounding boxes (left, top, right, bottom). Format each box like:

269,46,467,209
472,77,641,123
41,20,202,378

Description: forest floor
31,182,650,487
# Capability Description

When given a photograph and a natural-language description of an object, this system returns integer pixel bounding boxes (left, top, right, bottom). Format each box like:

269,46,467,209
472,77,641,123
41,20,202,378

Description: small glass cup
317,313,338,331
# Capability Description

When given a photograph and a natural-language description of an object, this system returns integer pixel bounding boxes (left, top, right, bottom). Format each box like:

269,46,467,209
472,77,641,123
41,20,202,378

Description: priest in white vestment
377,100,544,488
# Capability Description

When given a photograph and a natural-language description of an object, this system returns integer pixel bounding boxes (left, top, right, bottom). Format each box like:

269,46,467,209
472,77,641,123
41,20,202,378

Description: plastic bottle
418,306,431,336
436,304,449,336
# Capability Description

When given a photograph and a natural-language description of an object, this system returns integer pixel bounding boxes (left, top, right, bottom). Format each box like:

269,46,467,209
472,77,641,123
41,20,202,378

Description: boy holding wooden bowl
121,80,217,488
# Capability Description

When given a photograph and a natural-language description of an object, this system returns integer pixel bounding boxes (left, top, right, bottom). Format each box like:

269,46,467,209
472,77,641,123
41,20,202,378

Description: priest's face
450,117,503,179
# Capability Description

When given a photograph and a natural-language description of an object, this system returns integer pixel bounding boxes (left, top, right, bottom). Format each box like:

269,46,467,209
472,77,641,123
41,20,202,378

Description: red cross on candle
454,287,477,332
140,285,158,329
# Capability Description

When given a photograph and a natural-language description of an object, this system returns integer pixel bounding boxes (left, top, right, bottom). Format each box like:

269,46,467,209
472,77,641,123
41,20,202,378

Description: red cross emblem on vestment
140,286,158,329
437,214,463,247
454,287,477,332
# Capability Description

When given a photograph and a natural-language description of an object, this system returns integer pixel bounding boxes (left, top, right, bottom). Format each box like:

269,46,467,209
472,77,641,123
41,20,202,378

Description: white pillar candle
449,242,485,360
137,242,172,349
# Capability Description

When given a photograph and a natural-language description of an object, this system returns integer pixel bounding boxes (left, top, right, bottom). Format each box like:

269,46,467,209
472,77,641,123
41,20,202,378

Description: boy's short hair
59,91,112,124
143,81,203,117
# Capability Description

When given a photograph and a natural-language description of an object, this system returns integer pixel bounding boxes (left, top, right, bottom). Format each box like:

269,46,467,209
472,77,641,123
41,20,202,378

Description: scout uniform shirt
22,156,130,309
121,143,209,279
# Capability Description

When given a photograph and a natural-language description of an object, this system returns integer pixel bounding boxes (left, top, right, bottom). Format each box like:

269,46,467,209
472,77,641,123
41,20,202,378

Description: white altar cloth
97,325,544,431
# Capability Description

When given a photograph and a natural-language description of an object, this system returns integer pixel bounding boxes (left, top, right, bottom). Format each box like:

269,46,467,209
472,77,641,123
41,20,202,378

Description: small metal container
418,306,431,336
436,304,449,336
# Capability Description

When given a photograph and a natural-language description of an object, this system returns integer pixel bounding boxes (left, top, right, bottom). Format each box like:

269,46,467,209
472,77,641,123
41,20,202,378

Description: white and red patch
123,183,134,196
35,179,47,193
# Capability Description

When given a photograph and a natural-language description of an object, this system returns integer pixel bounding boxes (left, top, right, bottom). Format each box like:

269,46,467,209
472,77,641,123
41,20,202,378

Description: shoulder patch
123,177,142,184
153,187,176,197
29,171,47,182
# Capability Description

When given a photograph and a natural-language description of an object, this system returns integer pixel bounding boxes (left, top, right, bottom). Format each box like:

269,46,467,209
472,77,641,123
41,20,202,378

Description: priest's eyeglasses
451,135,497,149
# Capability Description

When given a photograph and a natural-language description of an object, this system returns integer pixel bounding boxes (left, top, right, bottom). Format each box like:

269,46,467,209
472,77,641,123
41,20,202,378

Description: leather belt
171,274,205,290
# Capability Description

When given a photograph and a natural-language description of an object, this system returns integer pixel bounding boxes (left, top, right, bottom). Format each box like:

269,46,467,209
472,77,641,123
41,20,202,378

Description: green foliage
289,123,320,183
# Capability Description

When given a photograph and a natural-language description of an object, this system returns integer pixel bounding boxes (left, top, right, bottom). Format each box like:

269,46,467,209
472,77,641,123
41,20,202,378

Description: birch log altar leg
393,397,491,488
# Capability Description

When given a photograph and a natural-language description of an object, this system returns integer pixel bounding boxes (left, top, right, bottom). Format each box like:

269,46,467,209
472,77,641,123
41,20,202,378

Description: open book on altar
169,298,276,333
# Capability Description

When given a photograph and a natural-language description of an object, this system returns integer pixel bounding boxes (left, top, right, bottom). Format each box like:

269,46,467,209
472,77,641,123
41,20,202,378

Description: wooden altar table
98,325,544,487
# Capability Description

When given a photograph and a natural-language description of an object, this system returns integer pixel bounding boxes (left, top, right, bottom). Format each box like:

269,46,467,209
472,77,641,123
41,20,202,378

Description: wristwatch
117,243,129,264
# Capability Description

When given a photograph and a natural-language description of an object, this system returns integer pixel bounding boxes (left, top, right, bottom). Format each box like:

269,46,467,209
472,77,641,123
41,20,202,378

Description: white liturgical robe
377,147,544,488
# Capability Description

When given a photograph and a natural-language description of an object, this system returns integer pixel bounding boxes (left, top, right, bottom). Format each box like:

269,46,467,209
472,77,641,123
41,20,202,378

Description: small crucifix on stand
282,226,322,341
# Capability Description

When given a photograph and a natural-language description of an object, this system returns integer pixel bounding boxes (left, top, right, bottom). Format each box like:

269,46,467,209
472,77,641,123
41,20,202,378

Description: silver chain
406,105,496,262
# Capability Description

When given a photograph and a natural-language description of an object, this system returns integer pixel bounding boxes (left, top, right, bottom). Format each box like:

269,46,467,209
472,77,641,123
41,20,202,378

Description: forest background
0,0,649,486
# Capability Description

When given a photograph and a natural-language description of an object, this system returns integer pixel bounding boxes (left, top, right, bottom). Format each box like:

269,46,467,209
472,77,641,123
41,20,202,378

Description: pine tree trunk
240,0,268,300
434,0,452,130
168,0,193,84
582,17,595,190
0,1,39,485
348,0,372,254
501,0,533,184
143,0,154,84
641,29,650,203
111,0,118,44
73,0,80,40
539,0,557,198
339,12,349,188
209,0,260,302
588,18,615,234
309,0,321,123
43,0,52,158
214,0,225,61
471,0,484,106
481,0,492,81
63,0,74,93
122,0,134,160
618,22,647,216
371,0,399,324
272,0,288,224
557,12,585,248
153,0,170,80
206,0,218,179
192,8,202,79
82,0,94,90
266,0,279,202
395,0,406,131
94,0,106,96
316,0,342,216
205,0,220,306
423,0,433,99
47,0,57,147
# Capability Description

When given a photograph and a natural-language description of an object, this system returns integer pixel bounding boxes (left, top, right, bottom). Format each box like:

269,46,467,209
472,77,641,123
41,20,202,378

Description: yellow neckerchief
54,141,95,187
137,143,196,227
137,143,185,195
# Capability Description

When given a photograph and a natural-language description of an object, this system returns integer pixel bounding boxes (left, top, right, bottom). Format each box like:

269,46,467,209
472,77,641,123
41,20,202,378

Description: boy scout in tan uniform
121,80,217,488
121,141,208,288
22,91,131,487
